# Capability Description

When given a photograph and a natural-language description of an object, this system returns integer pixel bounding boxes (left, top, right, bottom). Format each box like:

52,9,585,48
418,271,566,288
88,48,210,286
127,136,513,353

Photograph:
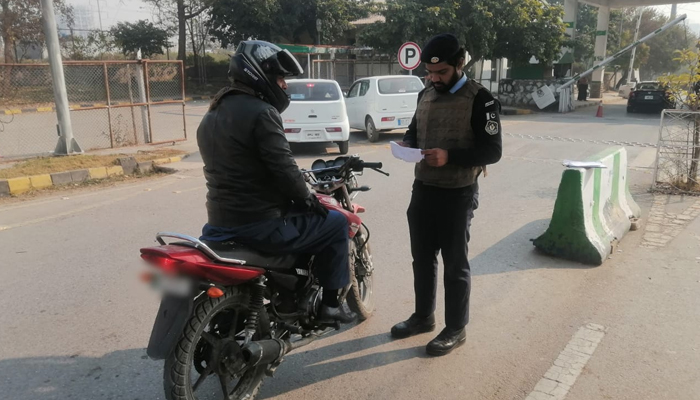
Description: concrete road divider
533,147,641,265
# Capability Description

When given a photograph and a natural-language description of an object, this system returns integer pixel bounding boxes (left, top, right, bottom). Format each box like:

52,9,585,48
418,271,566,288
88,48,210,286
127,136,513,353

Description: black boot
390,314,436,339
426,327,466,356
318,305,357,324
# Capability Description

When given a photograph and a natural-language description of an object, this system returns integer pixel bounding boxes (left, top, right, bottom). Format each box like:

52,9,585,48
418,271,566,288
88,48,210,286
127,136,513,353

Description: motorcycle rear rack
155,232,247,265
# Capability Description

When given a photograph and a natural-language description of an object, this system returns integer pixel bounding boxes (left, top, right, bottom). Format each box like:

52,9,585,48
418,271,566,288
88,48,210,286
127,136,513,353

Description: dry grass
0,149,186,179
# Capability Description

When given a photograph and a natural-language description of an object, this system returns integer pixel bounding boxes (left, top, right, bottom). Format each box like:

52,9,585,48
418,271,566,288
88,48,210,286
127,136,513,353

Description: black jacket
197,83,310,227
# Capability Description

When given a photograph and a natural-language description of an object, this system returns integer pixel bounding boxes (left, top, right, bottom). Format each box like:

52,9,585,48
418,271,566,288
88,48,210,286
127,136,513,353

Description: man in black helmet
391,34,502,355
197,40,356,324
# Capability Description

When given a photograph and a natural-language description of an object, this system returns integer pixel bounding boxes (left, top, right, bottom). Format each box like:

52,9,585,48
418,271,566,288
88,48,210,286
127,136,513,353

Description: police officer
391,34,502,356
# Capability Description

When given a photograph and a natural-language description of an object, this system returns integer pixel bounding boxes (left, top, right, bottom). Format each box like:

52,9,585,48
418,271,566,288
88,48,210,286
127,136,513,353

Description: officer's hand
422,148,449,167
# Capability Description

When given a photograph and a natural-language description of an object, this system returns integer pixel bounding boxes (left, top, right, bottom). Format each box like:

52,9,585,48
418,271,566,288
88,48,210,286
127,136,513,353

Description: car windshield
636,83,663,91
286,81,341,101
377,77,423,94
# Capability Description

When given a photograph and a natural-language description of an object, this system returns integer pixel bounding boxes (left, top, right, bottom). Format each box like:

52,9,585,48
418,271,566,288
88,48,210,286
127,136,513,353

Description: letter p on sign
398,42,421,71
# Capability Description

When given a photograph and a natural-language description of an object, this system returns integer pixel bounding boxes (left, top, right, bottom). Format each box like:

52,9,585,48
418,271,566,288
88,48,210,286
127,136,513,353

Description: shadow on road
259,332,428,398
469,219,595,277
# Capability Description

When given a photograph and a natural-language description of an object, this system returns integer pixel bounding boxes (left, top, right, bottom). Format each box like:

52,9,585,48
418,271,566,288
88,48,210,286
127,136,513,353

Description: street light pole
316,19,322,45
41,0,82,155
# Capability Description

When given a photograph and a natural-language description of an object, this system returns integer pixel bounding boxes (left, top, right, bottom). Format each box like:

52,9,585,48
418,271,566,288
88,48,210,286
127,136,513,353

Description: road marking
525,323,606,400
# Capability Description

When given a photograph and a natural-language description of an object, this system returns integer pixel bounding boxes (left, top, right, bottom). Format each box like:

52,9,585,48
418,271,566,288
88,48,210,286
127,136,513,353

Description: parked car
627,81,674,113
344,75,424,142
281,79,351,154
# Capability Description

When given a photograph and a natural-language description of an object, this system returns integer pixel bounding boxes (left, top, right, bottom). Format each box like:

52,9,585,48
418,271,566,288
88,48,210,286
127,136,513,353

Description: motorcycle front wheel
163,287,268,400
346,230,375,320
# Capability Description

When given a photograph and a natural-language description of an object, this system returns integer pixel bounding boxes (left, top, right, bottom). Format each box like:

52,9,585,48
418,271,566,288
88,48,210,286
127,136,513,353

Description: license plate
644,95,654,100
305,131,322,140
398,118,411,126
151,274,191,296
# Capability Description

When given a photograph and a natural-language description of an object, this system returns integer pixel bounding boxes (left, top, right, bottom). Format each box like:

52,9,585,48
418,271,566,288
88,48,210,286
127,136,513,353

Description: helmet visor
275,49,304,77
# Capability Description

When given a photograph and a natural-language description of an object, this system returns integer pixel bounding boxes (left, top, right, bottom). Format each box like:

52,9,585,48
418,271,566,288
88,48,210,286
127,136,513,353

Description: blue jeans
201,211,350,289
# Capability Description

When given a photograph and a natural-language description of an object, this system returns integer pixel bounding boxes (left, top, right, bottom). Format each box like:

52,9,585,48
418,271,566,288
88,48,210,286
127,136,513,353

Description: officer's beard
433,68,462,93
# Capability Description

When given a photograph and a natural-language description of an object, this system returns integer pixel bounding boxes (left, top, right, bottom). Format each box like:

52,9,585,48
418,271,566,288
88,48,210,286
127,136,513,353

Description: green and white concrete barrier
533,147,641,265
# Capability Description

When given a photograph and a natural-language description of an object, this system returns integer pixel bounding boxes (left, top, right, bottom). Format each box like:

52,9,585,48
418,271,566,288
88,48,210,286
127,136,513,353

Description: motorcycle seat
201,240,298,270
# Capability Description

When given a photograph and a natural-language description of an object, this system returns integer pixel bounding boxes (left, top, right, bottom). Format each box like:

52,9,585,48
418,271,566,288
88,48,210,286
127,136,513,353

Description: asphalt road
1,103,699,400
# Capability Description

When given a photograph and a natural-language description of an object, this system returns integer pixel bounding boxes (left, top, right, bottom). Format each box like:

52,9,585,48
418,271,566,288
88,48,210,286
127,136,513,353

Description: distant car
281,79,351,154
627,81,673,113
344,75,424,142
618,83,636,99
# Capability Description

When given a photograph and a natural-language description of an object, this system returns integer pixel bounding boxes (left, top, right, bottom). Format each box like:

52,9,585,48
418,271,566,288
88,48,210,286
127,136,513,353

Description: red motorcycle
140,155,388,400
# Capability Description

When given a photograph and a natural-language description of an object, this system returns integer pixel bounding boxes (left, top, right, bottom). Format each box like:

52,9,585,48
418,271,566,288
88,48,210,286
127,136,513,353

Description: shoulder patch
485,121,499,135
485,100,495,107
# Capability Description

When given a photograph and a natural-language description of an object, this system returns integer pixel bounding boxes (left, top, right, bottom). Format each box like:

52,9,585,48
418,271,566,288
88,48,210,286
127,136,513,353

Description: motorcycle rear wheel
163,287,268,400
346,233,375,320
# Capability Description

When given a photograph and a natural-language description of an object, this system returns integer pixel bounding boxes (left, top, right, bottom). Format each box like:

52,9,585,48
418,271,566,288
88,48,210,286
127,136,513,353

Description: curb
533,147,641,265
0,154,189,197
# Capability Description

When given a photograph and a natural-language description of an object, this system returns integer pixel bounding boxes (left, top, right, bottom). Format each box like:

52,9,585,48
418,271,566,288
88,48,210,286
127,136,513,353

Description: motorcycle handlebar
359,162,382,170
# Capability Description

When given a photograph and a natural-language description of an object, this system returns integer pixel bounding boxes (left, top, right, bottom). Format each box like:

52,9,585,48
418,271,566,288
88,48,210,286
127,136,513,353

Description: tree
206,0,370,48
358,0,565,69
490,0,565,67
555,4,694,80
144,0,213,61
111,20,170,58
0,0,72,62
60,31,115,60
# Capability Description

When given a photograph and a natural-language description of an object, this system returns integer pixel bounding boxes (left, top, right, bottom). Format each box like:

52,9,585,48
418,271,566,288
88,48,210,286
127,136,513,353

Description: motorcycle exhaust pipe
241,338,288,367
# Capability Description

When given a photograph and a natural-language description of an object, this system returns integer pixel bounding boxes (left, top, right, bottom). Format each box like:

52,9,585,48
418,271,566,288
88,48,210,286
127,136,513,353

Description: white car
281,79,351,154
344,75,424,142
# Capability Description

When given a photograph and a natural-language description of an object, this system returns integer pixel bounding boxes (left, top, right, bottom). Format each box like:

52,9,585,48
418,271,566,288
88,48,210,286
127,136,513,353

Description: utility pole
627,8,643,85
41,0,82,155
671,4,677,19
95,0,104,31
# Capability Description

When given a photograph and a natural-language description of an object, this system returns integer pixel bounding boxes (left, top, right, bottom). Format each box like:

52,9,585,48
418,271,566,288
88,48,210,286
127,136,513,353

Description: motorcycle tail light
141,253,180,274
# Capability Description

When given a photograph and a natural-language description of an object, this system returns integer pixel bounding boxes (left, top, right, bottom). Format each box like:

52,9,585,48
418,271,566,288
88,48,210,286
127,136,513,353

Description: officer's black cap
421,33,462,64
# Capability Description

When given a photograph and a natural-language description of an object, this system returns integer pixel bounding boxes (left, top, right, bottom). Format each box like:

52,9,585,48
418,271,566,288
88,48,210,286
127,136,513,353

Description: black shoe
426,327,466,356
390,314,436,339
318,305,357,324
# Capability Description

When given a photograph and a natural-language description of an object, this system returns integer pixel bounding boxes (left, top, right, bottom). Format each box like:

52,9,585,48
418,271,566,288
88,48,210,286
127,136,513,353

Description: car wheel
627,106,634,113
365,117,379,143
338,140,349,155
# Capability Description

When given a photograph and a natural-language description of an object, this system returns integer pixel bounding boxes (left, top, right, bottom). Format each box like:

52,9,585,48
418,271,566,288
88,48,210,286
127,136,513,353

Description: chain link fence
0,60,186,159
653,110,700,194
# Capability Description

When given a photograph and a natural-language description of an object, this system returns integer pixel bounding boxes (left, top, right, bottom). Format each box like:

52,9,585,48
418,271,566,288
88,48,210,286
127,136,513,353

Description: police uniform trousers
407,179,479,329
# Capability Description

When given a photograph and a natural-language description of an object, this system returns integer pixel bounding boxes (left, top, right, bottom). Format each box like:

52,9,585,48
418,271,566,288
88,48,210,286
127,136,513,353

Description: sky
65,0,700,37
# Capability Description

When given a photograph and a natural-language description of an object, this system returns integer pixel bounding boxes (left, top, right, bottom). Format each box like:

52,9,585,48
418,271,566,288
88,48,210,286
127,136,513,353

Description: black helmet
228,40,303,113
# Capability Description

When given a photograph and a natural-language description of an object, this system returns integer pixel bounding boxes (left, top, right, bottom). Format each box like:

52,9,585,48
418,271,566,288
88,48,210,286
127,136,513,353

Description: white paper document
390,141,424,163
562,160,607,169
